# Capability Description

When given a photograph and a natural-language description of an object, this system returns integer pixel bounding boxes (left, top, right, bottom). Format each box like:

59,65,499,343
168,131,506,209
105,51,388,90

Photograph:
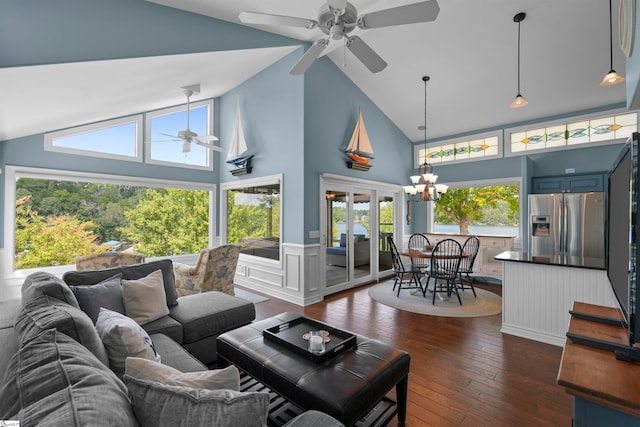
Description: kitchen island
495,251,619,346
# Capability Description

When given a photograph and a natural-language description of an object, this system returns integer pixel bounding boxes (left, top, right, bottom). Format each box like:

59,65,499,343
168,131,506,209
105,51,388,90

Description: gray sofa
0,264,343,426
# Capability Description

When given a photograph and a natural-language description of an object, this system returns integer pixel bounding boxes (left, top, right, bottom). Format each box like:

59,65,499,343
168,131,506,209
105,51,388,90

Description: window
433,181,520,238
5,166,214,272
414,132,501,167
44,115,143,162
221,175,282,262
508,111,638,154
145,100,214,170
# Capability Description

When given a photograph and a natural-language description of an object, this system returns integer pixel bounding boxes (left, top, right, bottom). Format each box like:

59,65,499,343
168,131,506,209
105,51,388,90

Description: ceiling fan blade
357,0,440,29
239,11,318,29
346,36,387,73
193,139,225,152
290,39,330,75
160,132,180,139
196,134,219,141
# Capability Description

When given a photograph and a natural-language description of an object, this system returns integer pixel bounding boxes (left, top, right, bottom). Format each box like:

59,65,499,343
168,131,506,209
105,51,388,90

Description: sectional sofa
0,260,343,426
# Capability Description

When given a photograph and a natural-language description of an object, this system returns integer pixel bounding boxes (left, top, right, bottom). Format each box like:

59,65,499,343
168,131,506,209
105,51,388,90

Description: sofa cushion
143,315,183,344
123,374,269,427
21,271,79,308
63,259,179,307
96,308,160,377
0,329,137,426
122,269,169,325
69,273,125,324
169,291,255,344
125,357,240,391
14,295,109,366
148,333,206,373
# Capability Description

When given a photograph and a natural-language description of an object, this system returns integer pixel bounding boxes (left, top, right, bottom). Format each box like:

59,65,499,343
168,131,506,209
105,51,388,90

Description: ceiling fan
153,84,223,154
239,0,440,75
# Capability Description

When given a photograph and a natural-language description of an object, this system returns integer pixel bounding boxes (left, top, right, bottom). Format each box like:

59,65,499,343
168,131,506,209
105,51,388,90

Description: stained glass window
509,112,637,153
416,135,500,166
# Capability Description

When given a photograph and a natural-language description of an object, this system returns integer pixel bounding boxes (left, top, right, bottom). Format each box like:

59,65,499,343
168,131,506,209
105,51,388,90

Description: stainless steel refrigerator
528,192,605,259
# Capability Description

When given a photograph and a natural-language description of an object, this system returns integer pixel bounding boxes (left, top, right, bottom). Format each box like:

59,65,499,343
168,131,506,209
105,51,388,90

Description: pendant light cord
608,0,614,70
517,19,521,95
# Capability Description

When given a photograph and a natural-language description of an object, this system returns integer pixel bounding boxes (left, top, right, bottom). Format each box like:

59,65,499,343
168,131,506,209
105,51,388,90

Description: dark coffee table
216,312,410,427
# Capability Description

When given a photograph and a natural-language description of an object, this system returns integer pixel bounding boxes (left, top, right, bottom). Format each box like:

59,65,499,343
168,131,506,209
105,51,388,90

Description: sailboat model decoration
227,101,254,176
345,108,374,171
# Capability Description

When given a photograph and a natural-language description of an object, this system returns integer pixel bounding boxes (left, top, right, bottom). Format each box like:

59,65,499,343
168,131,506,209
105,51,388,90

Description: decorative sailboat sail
345,108,374,170
226,101,254,175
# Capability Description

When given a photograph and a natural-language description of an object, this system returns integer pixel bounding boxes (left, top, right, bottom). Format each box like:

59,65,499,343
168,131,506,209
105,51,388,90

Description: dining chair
423,238,463,305
408,233,431,274
387,236,424,297
456,236,480,297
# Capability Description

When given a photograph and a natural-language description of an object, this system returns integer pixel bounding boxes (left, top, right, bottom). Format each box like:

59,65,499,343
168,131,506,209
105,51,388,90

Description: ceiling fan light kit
239,0,440,75
510,12,527,109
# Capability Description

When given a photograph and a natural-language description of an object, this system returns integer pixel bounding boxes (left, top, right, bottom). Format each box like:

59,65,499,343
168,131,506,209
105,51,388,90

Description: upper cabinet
531,173,605,194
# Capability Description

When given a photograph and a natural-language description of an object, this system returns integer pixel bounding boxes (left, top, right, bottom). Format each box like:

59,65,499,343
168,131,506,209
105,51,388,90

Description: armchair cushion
174,245,240,296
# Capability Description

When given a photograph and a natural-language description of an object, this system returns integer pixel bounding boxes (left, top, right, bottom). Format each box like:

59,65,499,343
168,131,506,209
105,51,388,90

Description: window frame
44,114,143,162
144,99,215,171
4,165,216,275
504,108,638,157
414,131,502,168
220,174,283,265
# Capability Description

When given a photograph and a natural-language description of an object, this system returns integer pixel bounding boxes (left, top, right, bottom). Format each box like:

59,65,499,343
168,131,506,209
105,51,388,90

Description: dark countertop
494,250,605,270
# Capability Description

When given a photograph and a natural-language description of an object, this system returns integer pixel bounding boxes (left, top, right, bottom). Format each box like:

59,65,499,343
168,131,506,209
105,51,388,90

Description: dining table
400,247,469,300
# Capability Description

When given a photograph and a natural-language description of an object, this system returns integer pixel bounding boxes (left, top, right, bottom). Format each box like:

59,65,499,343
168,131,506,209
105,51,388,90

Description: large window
221,175,282,261
44,115,143,162
145,100,214,170
5,166,214,272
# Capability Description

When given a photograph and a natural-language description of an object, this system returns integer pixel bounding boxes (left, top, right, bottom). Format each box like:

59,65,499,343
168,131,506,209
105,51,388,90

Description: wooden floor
246,282,573,427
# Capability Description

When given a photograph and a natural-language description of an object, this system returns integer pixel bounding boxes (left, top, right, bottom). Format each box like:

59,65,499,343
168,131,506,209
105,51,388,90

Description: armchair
74,252,145,270
173,245,240,296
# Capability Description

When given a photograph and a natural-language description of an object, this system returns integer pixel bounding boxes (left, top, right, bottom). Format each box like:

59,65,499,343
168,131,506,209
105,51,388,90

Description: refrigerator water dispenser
531,216,550,237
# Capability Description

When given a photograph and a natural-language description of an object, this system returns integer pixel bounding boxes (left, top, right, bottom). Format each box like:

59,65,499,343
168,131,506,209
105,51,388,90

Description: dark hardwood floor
245,282,573,427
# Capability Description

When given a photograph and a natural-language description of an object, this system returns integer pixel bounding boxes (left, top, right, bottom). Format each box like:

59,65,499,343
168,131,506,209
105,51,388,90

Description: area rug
368,280,502,317
234,287,269,304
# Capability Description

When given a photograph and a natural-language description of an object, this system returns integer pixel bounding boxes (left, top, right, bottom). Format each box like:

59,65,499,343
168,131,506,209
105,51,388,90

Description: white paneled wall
501,261,619,347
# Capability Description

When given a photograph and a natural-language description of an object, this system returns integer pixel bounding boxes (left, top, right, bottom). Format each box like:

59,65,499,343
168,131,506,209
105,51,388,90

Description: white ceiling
0,0,629,143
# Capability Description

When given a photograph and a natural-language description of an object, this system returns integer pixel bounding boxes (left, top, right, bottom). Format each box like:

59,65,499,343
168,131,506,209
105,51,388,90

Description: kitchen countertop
495,250,605,270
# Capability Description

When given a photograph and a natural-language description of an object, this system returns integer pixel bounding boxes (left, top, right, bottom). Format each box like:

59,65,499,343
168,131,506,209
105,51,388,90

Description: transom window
508,111,638,154
44,115,143,162
414,133,501,167
145,100,214,170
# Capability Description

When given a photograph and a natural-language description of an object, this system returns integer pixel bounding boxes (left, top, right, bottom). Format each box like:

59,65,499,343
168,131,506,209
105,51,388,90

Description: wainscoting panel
501,262,619,347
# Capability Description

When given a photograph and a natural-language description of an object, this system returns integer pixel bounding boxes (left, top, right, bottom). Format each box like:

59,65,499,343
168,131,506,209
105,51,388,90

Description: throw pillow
14,294,109,366
122,269,169,325
0,329,137,426
96,308,160,377
123,375,269,427
70,273,124,324
125,357,240,391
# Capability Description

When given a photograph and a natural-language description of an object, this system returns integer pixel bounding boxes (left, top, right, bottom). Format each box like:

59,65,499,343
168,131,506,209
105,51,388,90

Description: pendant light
600,0,625,87
510,12,528,109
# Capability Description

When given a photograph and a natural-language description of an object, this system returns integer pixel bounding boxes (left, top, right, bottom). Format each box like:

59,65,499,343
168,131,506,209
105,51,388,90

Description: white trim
504,108,638,157
413,130,503,168
220,174,283,264
44,114,143,162
3,165,216,274
320,173,403,192
145,99,215,171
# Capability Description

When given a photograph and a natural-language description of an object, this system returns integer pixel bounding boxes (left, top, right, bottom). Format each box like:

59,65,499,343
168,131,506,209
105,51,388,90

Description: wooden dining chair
408,233,431,274
423,238,463,305
387,236,424,297
456,236,480,297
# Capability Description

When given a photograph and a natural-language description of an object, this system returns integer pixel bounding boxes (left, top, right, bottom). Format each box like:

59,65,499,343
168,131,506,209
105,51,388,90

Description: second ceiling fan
239,0,440,75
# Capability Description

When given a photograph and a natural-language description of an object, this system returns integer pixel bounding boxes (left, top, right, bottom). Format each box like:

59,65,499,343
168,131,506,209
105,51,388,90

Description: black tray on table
262,316,357,362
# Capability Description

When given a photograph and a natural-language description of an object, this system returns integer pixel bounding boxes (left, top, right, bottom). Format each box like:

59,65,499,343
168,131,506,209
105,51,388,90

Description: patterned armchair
74,252,145,270
173,245,240,297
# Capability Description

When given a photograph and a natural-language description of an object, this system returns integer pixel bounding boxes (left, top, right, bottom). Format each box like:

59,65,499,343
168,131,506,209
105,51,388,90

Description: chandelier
404,76,448,209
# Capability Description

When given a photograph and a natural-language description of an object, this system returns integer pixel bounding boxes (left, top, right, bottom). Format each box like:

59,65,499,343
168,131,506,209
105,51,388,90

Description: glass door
378,195,394,273
324,188,373,293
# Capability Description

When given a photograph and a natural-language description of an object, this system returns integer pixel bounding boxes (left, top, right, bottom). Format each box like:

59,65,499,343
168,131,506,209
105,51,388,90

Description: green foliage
15,196,106,269
120,188,209,256
227,190,280,247
434,185,519,234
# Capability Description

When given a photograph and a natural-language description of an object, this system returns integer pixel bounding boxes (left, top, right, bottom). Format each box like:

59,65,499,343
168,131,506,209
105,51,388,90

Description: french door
321,175,403,296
